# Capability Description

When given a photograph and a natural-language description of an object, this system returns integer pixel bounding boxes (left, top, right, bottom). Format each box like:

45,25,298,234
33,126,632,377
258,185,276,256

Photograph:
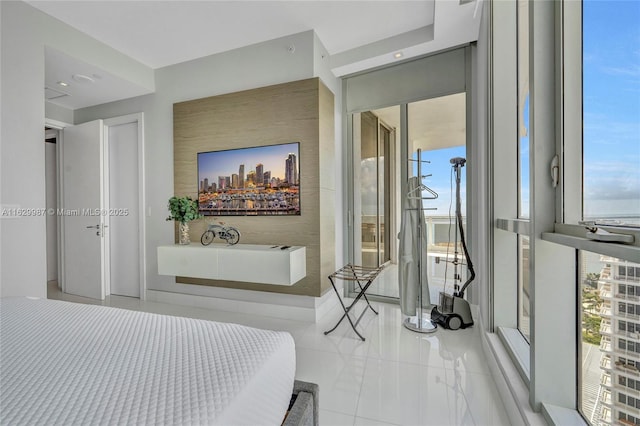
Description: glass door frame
345,93,472,302
355,111,395,269
342,47,474,303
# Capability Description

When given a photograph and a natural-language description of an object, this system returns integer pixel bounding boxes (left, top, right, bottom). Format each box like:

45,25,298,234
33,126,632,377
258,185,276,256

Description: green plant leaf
166,196,203,224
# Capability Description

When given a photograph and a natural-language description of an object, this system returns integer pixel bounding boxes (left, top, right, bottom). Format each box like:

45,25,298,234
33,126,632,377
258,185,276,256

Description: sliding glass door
348,93,467,302
343,47,472,303
355,111,394,269
407,93,467,304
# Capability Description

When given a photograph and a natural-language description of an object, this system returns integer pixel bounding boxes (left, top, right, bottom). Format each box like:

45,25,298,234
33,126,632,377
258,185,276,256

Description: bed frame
283,380,319,426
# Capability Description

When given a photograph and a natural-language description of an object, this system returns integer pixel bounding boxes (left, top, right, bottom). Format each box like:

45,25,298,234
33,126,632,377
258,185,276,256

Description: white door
62,120,106,300
107,121,140,297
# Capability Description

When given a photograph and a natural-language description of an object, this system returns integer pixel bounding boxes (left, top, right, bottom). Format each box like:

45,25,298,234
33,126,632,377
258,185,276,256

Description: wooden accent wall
173,78,335,297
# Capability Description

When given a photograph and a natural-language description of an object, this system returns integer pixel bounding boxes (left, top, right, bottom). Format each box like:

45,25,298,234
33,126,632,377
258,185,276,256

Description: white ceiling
30,1,435,69
45,47,152,110
30,0,481,110
373,92,466,152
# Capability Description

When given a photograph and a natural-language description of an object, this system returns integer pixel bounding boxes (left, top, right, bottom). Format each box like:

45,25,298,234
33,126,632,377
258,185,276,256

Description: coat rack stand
403,148,437,334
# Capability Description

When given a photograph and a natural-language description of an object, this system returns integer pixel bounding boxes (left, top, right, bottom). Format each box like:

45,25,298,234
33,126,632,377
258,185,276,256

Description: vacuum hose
450,157,475,298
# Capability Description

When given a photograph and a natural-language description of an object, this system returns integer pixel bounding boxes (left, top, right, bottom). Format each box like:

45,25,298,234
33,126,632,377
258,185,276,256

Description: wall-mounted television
198,142,300,216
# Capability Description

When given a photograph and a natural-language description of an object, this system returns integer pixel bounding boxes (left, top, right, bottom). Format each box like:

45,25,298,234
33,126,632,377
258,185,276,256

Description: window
582,0,640,227
516,0,530,343
619,376,640,392
517,0,530,220
490,0,639,421
518,235,530,341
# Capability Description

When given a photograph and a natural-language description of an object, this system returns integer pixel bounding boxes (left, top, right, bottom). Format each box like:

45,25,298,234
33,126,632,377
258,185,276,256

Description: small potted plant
166,196,202,245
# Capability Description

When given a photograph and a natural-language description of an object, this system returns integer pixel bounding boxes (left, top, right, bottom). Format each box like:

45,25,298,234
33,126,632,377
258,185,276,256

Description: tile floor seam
350,336,377,426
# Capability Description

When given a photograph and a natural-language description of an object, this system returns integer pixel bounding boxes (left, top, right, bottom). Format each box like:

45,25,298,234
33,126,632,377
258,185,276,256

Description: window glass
580,250,640,424
518,235,530,341
583,0,640,226
517,0,530,219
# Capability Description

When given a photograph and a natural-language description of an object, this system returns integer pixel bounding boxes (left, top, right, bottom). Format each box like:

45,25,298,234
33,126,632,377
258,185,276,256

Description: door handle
86,224,100,229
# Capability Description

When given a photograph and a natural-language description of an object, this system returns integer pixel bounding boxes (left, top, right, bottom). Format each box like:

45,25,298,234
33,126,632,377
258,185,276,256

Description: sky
198,142,298,184
583,0,640,219
415,1,640,222
519,0,638,221
360,145,466,218
413,146,466,217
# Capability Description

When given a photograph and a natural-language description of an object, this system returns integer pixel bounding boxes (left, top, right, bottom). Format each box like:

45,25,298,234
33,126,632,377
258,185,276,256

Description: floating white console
157,244,306,286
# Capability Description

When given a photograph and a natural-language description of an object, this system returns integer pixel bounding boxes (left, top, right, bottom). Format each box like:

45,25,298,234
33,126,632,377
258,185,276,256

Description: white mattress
0,297,295,425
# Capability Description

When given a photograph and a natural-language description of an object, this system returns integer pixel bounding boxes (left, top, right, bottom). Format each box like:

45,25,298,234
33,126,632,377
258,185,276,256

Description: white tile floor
48,282,510,426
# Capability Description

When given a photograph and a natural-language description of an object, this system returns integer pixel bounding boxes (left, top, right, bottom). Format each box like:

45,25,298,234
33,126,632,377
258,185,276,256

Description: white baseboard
146,287,339,323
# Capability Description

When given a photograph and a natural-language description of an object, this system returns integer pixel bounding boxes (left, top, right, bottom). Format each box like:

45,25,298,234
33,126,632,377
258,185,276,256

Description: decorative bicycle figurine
201,222,241,246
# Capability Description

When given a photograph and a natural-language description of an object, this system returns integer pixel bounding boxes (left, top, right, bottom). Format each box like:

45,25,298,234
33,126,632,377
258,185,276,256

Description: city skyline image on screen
197,142,300,216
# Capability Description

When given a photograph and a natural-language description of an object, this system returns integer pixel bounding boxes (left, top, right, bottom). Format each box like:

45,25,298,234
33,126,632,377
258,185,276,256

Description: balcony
622,332,640,342
616,408,640,426
614,348,640,363
616,294,640,303
620,312,640,322
615,360,640,376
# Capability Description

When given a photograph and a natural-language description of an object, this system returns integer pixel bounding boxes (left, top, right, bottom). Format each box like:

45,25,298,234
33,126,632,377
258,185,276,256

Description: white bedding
0,297,295,425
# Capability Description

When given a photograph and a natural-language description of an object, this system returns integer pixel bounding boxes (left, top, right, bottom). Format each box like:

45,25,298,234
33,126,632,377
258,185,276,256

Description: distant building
239,164,245,189
263,171,271,186
232,174,239,189
204,178,209,192
285,153,297,185
218,176,226,190
246,170,256,187
256,163,264,186
594,257,640,425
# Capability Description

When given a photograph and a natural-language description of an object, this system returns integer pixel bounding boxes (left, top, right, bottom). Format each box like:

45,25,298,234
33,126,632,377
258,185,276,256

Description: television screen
197,142,300,216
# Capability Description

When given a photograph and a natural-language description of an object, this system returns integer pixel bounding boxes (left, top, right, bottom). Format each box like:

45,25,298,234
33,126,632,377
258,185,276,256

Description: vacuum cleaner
430,157,476,330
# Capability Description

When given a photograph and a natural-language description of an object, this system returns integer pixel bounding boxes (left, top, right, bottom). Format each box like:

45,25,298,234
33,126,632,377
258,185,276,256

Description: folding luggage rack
323,264,384,341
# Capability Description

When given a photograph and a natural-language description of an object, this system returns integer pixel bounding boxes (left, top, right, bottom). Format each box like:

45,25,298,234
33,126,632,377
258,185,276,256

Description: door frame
51,113,146,300
45,118,72,293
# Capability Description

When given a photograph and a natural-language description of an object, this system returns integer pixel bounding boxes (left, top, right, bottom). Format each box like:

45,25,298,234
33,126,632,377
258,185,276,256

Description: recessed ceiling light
72,74,95,84
57,81,69,87
394,52,404,59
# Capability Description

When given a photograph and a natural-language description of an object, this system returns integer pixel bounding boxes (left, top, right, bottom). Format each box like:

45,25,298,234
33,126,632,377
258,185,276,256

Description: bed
0,297,298,425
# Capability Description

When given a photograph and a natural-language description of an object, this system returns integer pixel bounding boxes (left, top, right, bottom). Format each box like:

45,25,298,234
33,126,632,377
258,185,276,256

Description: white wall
314,32,346,268
45,102,73,126
472,0,491,327
0,1,153,298
75,30,342,299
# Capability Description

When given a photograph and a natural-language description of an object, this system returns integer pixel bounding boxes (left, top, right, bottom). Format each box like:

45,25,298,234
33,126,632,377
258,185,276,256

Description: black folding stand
324,264,384,341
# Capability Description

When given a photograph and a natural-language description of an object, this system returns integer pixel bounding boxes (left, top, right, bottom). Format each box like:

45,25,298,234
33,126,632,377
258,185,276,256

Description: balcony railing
616,294,640,303
615,360,640,376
